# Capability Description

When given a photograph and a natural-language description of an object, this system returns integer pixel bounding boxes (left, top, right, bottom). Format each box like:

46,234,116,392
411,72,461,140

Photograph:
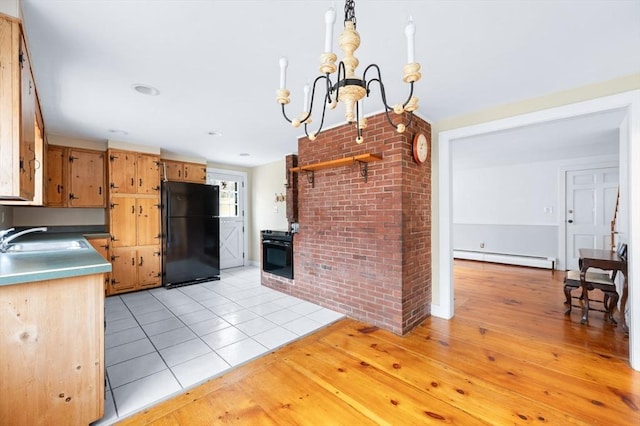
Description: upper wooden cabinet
161,159,206,183
109,149,160,194
45,145,67,207
137,154,161,194
45,146,106,208
0,16,38,201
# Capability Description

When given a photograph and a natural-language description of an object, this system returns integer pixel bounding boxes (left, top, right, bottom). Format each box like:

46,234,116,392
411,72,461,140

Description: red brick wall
262,112,431,335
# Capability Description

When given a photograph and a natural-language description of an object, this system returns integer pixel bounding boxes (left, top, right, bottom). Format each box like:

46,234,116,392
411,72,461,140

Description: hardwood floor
119,260,639,425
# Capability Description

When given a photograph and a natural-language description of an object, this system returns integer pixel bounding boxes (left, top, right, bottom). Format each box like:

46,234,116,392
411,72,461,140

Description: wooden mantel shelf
289,153,382,187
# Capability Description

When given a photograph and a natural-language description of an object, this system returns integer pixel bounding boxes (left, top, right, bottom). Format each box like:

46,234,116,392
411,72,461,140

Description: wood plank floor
119,260,640,425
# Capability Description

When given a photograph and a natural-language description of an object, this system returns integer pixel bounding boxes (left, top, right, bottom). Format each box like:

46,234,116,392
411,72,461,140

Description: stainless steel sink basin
5,239,90,253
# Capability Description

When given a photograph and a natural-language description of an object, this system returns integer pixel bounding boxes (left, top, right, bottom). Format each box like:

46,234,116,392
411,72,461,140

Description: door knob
568,220,573,223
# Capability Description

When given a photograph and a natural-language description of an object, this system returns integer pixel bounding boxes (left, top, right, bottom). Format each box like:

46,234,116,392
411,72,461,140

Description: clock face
413,132,429,164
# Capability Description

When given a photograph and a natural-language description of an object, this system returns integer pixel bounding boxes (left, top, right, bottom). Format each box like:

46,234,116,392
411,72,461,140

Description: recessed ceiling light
239,153,250,157
207,131,223,137
108,129,128,135
132,84,160,96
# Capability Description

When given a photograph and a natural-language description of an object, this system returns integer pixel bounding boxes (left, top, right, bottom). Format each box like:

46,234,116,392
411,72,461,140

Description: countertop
0,232,112,287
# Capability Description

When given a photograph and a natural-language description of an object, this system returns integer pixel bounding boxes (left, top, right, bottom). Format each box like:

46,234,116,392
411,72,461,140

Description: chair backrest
617,243,628,261
609,243,628,281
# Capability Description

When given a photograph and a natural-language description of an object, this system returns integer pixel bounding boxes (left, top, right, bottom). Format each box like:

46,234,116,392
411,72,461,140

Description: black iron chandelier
276,0,421,144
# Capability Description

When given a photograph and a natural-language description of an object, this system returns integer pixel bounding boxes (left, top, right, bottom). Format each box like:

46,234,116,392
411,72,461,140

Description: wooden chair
563,243,627,323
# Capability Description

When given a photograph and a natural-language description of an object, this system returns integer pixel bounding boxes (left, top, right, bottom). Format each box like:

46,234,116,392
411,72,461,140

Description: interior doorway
207,169,247,269
436,90,640,370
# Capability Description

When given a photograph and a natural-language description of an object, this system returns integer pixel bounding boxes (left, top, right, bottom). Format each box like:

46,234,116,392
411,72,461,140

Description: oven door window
263,241,293,279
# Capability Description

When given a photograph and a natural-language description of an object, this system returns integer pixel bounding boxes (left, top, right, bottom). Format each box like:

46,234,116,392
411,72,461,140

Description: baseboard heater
453,250,556,270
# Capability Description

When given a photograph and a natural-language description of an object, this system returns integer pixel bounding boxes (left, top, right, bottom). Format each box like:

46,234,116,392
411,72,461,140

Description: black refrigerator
161,181,220,288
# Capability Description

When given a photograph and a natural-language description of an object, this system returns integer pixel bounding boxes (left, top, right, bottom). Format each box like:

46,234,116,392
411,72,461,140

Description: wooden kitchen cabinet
109,196,137,247
87,236,110,260
1,103,46,206
163,160,183,181
107,149,162,295
68,149,106,207
109,245,161,294
45,145,66,206
183,162,207,183
137,197,161,246
45,146,106,207
137,154,162,193
0,16,37,201
161,159,207,183
138,245,162,288
87,236,111,294
0,273,105,424
108,149,160,194
108,149,136,194
109,196,160,248
109,247,138,294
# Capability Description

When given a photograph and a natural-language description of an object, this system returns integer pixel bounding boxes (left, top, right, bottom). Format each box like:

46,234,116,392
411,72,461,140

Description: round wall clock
412,132,429,165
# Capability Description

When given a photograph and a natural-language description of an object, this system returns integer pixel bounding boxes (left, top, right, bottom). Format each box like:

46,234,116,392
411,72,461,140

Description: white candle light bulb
279,57,288,89
303,83,310,112
405,16,415,64
324,6,336,52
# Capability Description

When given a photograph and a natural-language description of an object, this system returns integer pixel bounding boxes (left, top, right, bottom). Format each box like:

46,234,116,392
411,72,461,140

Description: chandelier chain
344,0,356,28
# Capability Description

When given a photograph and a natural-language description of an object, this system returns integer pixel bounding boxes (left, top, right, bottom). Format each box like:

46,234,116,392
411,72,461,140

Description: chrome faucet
0,227,48,252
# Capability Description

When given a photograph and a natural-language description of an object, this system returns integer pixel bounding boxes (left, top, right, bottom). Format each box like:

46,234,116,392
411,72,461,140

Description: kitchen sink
5,239,90,253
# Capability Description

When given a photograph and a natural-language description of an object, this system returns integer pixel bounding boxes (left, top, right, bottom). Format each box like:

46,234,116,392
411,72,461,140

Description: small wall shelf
289,153,382,188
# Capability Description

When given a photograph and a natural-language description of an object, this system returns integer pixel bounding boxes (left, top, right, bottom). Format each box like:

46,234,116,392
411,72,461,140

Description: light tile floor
92,265,344,425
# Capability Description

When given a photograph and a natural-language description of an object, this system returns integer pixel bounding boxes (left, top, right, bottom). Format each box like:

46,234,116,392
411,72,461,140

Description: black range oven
261,230,293,279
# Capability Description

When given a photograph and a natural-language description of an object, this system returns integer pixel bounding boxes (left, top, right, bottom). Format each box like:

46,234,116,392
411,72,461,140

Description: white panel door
207,172,246,269
566,167,619,270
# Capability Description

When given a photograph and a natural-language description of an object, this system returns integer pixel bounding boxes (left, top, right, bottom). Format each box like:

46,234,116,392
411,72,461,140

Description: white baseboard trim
430,303,453,319
454,250,555,270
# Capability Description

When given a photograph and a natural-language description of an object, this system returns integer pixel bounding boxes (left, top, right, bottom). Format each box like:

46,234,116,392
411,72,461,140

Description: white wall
249,159,289,262
454,162,559,226
453,156,620,262
0,0,20,18
453,161,559,258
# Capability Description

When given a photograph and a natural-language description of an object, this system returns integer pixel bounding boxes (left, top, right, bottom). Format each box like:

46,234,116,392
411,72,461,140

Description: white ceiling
19,0,640,167
451,108,625,170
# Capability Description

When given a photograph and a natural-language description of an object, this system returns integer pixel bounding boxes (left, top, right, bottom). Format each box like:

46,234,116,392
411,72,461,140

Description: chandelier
276,0,421,144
